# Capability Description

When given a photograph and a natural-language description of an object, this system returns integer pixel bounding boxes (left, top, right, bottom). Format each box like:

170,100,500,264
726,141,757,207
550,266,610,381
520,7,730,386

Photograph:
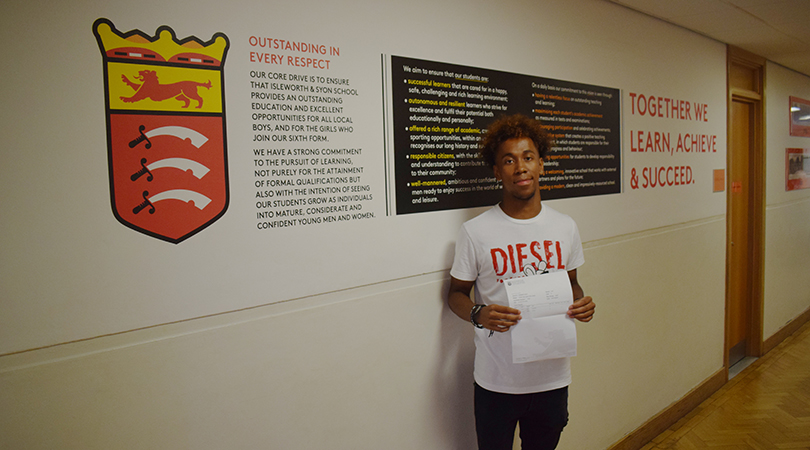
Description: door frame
725,45,766,373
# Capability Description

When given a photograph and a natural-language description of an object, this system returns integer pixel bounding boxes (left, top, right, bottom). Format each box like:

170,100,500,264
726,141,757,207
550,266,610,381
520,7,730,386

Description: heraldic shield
93,19,230,243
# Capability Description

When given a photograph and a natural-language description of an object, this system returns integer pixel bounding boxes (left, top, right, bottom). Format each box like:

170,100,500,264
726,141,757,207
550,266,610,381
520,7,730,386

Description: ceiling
607,0,810,77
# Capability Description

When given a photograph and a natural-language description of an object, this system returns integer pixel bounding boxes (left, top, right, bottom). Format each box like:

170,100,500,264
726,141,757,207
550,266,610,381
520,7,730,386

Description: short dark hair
479,114,552,168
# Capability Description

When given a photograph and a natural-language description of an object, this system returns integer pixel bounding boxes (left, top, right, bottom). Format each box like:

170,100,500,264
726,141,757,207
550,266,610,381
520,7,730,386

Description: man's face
492,137,544,201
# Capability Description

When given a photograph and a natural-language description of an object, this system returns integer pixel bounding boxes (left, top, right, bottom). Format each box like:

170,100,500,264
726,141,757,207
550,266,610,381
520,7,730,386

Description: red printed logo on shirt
490,241,565,280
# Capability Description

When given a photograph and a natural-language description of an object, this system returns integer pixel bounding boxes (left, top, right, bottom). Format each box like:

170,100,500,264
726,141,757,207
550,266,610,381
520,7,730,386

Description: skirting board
763,306,810,354
609,305,810,450
607,369,726,450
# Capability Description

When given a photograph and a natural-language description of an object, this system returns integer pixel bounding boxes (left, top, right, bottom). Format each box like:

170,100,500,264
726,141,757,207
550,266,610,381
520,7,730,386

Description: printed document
504,270,577,363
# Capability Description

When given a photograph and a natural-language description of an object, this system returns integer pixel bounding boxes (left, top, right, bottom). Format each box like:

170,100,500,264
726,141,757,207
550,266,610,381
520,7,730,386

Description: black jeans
474,384,569,450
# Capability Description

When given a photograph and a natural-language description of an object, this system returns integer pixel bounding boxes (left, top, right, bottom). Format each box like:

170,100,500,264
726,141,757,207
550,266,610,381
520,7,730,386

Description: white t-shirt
450,203,585,394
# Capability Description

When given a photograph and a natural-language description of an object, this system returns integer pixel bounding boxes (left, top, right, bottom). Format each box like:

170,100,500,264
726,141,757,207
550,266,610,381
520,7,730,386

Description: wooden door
727,99,752,366
726,46,765,370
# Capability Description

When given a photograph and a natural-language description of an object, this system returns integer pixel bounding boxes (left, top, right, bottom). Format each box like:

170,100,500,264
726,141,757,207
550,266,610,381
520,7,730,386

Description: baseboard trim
763,306,810,354
608,307,810,450
606,369,726,450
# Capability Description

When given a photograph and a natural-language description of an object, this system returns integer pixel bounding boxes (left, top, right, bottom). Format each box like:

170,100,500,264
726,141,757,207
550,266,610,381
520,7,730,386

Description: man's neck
500,192,542,219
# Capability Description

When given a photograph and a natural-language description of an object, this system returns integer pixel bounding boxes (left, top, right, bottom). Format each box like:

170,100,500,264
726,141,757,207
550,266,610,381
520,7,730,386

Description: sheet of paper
504,271,577,363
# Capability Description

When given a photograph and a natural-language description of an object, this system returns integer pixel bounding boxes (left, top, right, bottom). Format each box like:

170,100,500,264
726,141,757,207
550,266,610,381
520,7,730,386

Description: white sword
148,189,212,210
130,157,210,181
147,158,210,179
129,125,209,149
146,126,209,148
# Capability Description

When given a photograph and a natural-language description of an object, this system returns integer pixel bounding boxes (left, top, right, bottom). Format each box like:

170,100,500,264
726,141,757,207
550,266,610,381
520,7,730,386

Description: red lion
120,70,211,108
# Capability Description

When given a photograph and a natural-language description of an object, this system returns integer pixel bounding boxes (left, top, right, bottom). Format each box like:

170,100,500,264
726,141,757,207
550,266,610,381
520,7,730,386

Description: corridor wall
763,62,810,340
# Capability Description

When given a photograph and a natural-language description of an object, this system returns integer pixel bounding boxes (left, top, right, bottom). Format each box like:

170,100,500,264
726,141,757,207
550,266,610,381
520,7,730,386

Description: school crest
93,18,230,243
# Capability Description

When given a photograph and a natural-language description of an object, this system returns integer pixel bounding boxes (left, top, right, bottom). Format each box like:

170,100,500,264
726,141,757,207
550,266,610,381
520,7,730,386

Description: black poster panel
390,56,620,214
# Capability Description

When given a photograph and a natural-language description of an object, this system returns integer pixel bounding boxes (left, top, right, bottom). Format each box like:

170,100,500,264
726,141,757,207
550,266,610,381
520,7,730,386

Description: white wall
1,275,480,449
0,0,726,354
1,220,726,450
2,0,796,449
763,62,810,339
565,218,726,448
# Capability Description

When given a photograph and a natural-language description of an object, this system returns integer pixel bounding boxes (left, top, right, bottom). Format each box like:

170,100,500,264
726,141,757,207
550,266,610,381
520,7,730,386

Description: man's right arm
447,277,522,333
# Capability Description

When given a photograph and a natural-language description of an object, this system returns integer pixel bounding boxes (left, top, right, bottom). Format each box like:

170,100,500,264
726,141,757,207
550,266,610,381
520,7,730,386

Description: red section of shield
108,113,228,243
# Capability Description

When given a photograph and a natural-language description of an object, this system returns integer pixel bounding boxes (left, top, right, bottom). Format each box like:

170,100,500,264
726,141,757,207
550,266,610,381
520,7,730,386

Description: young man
448,114,595,450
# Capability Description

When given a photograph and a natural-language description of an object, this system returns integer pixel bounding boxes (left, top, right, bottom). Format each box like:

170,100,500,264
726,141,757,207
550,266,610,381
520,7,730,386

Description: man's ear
492,164,502,181
539,158,545,176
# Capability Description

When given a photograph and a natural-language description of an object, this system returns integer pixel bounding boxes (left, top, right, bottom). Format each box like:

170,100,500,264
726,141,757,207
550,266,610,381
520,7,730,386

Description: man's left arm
567,268,595,322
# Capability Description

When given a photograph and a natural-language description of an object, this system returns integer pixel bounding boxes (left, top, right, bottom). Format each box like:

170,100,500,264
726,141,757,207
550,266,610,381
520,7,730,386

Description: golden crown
93,18,229,67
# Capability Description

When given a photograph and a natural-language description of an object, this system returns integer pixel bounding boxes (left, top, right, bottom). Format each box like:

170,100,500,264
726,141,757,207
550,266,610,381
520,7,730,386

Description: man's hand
478,304,522,333
567,296,595,322
448,277,522,333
